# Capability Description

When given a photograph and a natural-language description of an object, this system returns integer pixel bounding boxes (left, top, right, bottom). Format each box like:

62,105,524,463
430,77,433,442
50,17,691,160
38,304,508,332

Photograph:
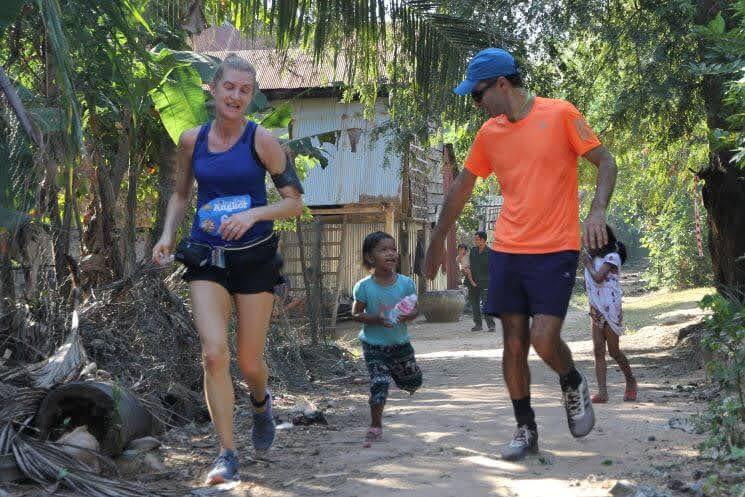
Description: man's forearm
432,170,477,240
589,155,617,212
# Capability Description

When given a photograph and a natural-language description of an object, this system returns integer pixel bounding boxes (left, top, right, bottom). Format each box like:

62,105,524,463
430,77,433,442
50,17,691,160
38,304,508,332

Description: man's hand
582,145,617,250
424,236,445,280
582,208,608,250
423,169,478,280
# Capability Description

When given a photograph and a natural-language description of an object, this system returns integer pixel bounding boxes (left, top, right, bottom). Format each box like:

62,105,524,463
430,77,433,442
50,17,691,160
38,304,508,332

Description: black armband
271,157,304,194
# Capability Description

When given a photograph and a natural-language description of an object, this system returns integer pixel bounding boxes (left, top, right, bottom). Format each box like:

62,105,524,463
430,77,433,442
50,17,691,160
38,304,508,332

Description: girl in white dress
583,226,637,403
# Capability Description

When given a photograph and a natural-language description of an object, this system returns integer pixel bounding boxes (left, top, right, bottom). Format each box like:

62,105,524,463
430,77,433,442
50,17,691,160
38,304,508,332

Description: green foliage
600,136,713,288
692,0,745,167
0,0,27,33
698,293,745,459
0,0,740,291
150,65,208,144
284,136,329,169
260,103,292,129
151,45,222,81
547,1,722,289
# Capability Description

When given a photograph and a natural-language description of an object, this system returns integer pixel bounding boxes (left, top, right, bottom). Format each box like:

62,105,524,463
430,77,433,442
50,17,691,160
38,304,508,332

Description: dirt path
163,294,710,497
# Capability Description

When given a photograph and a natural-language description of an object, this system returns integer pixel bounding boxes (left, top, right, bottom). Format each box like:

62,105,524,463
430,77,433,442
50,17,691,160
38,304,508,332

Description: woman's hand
152,235,174,265
219,210,258,241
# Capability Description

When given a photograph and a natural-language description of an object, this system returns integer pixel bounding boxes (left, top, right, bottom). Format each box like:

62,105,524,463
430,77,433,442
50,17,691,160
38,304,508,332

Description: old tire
419,290,466,322
35,381,153,457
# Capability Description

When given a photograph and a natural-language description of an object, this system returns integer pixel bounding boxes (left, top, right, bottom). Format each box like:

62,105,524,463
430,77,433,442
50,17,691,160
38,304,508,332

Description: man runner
424,48,618,461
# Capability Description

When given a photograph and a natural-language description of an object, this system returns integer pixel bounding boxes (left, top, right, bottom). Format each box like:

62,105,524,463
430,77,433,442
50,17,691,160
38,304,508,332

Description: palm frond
0,66,40,145
167,1,498,108
37,0,84,156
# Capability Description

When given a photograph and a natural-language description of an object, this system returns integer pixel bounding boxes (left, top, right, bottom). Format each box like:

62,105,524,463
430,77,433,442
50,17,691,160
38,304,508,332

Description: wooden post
295,218,318,343
443,144,458,290
399,220,410,275
419,227,429,293
330,215,347,333
310,218,323,343
384,203,395,236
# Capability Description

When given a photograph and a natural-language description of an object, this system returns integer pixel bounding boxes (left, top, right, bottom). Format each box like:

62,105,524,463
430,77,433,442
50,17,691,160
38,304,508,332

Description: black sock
560,368,582,391
250,391,269,408
511,397,537,430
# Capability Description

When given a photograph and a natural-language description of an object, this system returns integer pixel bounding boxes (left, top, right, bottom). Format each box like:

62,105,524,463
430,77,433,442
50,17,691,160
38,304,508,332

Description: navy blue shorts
485,250,579,318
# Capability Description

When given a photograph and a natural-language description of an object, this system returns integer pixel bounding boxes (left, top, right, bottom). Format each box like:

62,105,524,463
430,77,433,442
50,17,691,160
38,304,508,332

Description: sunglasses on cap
471,78,499,103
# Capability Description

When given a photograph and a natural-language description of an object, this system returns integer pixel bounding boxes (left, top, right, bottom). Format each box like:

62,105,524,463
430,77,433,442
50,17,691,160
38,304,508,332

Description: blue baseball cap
454,48,518,96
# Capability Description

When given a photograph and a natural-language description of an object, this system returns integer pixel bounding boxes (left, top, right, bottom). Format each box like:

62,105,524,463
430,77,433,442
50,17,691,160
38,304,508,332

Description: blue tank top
189,120,273,247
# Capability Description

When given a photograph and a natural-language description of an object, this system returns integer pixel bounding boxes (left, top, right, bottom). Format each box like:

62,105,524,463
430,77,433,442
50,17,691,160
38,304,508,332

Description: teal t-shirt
353,274,417,346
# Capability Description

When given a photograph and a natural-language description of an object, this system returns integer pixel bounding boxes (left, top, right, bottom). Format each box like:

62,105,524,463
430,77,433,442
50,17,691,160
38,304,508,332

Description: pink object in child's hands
388,294,418,324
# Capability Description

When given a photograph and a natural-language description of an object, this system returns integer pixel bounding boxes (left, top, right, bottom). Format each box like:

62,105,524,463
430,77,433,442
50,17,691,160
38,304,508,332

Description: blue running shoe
252,391,276,451
204,449,239,485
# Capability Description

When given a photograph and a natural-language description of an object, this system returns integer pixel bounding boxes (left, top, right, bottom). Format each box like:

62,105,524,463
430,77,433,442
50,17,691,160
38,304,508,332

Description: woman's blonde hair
212,53,256,85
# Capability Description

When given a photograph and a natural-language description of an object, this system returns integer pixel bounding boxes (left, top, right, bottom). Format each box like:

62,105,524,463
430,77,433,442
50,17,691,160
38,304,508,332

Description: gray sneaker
252,391,276,451
500,425,538,461
562,371,595,437
204,449,239,485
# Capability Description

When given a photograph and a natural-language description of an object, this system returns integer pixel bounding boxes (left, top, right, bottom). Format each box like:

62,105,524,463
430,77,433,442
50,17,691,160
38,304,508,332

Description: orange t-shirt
464,97,601,254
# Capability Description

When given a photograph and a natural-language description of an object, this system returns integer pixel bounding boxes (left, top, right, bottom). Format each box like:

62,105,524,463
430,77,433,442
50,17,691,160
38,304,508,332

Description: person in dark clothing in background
468,231,495,332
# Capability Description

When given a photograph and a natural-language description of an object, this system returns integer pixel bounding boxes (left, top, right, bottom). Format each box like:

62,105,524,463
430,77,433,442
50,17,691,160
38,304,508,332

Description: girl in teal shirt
352,231,423,447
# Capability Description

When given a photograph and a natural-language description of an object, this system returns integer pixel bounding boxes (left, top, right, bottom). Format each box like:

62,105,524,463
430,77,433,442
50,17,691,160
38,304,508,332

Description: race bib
196,195,252,235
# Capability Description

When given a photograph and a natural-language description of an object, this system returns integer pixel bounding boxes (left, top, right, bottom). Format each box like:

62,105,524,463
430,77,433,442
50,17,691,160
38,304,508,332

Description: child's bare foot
362,427,382,448
624,379,638,402
591,393,608,403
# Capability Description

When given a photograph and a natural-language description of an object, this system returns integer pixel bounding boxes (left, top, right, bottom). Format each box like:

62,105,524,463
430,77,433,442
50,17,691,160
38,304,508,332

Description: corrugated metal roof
191,23,274,52
205,49,349,91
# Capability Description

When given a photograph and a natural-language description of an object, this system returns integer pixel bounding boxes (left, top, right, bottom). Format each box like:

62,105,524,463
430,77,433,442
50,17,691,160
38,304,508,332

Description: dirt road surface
163,292,709,497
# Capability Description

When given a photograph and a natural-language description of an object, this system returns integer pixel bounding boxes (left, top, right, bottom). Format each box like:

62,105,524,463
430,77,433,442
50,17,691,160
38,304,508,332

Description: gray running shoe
562,371,595,438
204,450,239,485
252,391,276,451
500,425,539,461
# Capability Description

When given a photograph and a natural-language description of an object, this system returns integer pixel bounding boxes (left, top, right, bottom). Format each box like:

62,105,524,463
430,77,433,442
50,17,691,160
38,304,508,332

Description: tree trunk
0,231,15,330
150,137,176,252
43,160,66,286
85,101,124,280
111,116,131,199
699,148,745,297
55,164,74,296
96,167,124,279
697,1,745,298
123,159,138,275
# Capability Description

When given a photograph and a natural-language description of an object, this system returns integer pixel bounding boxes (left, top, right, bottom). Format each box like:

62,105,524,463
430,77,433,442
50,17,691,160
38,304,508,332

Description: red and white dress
584,252,624,335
